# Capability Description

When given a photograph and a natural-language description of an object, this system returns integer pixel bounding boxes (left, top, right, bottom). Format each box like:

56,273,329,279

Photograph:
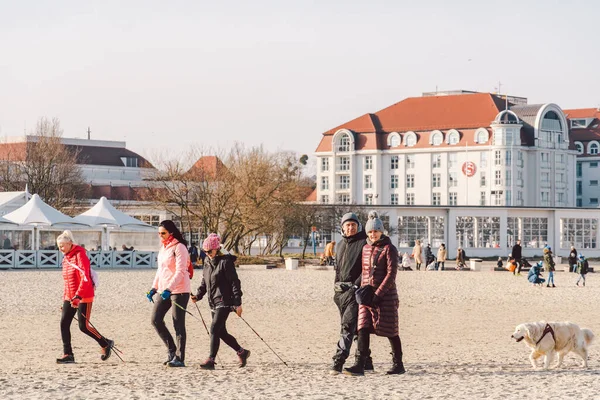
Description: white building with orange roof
315,91,576,208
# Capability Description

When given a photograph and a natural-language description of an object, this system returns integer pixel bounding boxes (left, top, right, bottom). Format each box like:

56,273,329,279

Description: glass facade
560,218,598,249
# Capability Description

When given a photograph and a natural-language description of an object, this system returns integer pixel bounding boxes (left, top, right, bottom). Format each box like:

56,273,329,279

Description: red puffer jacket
62,244,94,302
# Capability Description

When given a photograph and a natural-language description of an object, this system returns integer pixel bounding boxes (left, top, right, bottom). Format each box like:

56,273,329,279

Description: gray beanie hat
365,210,384,233
341,212,359,226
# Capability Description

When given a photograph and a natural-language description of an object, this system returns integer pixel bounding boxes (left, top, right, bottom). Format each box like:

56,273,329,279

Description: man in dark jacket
511,239,522,275
330,212,373,374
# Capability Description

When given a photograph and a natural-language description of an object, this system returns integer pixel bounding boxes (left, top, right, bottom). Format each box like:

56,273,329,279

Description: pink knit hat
202,233,221,251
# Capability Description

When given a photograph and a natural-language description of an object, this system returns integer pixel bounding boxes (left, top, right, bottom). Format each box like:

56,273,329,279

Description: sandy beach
0,267,598,400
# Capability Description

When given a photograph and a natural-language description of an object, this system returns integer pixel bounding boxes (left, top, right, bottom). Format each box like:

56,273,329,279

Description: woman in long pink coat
344,211,406,376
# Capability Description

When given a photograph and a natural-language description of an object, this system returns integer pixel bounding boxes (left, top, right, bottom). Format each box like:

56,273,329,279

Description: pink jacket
152,241,191,294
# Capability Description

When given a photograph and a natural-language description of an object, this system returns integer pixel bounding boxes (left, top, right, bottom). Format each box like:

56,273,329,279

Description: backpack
174,249,195,279
90,268,99,288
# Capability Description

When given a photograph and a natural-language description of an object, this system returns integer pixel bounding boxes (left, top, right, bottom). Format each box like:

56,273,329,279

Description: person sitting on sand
528,261,545,286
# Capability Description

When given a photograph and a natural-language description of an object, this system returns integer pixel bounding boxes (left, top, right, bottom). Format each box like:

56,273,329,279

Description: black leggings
151,293,189,362
210,307,241,358
60,301,109,355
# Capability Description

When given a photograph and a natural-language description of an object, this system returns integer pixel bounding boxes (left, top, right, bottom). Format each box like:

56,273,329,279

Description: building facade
565,108,600,207
314,92,577,208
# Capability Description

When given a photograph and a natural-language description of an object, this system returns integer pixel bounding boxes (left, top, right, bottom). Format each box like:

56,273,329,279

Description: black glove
372,294,382,306
334,282,353,293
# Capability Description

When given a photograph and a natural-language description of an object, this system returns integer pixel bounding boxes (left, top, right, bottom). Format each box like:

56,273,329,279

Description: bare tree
0,117,88,210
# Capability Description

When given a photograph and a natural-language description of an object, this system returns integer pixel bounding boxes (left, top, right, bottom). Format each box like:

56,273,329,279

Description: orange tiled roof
305,188,317,202
564,108,600,119
322,93,505,137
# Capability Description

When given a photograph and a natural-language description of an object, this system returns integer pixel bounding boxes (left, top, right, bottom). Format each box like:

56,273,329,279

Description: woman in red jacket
56,230,114,364
344,211,406,376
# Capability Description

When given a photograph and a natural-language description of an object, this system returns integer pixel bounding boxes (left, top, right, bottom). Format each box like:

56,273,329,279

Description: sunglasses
158,231,169,236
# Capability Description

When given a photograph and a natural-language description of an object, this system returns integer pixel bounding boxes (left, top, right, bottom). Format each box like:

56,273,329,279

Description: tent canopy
73,196,153,230
3,194,88,227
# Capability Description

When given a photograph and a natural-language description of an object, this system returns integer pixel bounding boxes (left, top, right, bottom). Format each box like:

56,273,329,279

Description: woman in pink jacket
147,220,191,367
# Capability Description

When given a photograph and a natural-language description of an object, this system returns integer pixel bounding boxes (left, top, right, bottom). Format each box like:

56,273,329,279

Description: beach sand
0,268,598,399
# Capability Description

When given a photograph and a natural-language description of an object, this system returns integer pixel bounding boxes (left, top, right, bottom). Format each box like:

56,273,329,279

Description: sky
1,0,599,164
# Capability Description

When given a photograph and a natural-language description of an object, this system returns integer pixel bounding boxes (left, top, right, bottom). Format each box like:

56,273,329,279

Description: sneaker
101,339,113,361
237,349,251,368
364,357,374,373
329,359,344,375
163,352,176,366
56,354,75,364
200,357,216,370
167,357,185,367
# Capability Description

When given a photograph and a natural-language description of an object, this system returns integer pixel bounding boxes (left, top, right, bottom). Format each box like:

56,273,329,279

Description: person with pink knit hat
192,233,250,370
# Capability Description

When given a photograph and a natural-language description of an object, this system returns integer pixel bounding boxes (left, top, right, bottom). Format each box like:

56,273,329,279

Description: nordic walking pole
194,302,210,336
237,313,288,367
72,309,125,362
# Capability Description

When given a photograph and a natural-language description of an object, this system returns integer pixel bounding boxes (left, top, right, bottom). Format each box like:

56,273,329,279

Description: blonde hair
56,230,76,245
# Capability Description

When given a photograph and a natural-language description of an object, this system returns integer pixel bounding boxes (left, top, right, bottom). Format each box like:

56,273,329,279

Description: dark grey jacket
196,254,242,308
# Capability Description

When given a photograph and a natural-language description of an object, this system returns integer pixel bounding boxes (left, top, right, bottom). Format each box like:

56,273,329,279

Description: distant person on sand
147,220,191,367
344,211,405,376
56,230,114,364
192,233,250,370
456,247,465,269
330,212,372,375
188,243,199,266
324,240,336,266
497,257,504,270
401,252,412,271
576,254,589,287
511,239,522,274
436,243,446,271
412,240,423,271
528,261,545,286
543,246,556,288
568,246,578,273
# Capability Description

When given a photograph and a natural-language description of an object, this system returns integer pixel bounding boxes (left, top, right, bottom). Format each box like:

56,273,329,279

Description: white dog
511,321,594,369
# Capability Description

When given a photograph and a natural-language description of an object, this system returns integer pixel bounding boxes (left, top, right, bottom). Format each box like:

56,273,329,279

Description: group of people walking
55,221,249,369
331,211,405,376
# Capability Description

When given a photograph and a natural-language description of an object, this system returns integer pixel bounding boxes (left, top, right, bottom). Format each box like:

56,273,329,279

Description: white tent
3,194,89,249
73,196,154,250
73,196,153,229
0,216,18,226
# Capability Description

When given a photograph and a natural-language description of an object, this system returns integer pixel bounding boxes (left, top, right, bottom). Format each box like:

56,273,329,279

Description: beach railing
0,250,158,269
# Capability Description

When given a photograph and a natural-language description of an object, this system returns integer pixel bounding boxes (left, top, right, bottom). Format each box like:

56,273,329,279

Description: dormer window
121,157,138,167
430,131,443,146
404,131,417,147
575,141,584,154
571,119,588,129
447,129,460,145
388,132,401,148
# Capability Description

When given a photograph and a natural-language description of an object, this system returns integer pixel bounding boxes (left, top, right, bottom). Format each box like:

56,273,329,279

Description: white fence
0,250,158,269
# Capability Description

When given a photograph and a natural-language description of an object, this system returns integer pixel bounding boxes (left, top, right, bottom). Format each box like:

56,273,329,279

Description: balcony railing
0,250,158,269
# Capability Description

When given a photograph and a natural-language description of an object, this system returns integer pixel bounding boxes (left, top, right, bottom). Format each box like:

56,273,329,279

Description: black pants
60,301,109,355
151,293,189,362
210,307,241,358
357,328,402,361
333,289,359,362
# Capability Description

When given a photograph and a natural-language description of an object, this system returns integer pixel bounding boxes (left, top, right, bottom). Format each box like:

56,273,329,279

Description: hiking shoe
364,357,374,373
343,363,365,376
386,362,406,375
101,339,113,361
237,349,251,368
200,358,216,370
552,284,556,288
329,359,344,375
56,354,75,364
167,357,185,368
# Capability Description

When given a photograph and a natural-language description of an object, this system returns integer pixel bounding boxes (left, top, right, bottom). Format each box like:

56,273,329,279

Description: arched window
404,132,417,147
430,131,443,146
337,134,351,152
589,141,599,155
541,111,562,131
388,132,401,148
447,129,460,145
575,141,584,154
475,128,489,144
